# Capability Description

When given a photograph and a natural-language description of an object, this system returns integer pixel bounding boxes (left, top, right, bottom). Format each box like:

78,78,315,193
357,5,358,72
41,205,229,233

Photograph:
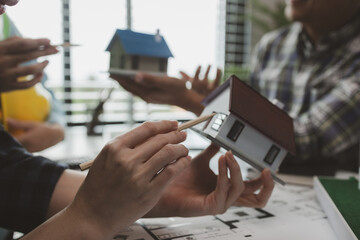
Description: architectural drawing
114,184,336,240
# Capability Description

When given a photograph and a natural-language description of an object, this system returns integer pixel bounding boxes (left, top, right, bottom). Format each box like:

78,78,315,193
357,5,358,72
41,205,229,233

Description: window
131,56,139,70
159,58,166,72
227,120,244,141
120,55,126,69
211,113,227,131
264,145,280,165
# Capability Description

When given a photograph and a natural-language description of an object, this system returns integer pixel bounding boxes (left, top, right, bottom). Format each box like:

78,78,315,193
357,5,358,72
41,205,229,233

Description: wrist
65,200,112,240
177,89,205,116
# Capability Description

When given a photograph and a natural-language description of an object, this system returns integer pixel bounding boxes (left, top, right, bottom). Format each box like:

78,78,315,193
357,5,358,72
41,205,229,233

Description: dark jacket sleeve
0,126,67,233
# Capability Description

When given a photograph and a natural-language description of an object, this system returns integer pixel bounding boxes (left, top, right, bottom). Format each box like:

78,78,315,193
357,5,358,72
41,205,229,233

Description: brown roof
229,75,296,155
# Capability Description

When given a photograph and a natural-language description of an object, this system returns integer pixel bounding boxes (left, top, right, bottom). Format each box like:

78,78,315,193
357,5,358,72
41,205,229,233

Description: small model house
106,29,173,76
193,75,296,185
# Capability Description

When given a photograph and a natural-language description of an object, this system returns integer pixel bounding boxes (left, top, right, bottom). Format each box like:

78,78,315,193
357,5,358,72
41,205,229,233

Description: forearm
22,170,108,240
22,205,108,240
176,89,205,116
46,169,85,219
18,123,65,152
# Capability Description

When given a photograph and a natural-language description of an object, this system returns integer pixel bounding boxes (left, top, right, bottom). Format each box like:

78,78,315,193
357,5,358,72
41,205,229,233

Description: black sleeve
0,126,67,233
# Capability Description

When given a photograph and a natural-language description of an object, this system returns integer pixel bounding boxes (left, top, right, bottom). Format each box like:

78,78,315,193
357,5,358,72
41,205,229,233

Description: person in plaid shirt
113,0,360,175
247,0,360,174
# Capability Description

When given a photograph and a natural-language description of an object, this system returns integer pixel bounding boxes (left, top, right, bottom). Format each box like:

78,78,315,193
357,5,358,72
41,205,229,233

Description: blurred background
6,0,288,127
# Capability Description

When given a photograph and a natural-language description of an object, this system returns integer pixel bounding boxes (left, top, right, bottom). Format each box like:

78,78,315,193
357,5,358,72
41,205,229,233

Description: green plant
223,65,251,81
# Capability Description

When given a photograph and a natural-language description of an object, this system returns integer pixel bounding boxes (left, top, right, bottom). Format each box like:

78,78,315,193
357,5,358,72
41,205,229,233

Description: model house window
131,56,139,70
120,55,126,68
227,120,244,142
110,54,116,68
159,58,166,72
211,113,227,131
264,145,280,165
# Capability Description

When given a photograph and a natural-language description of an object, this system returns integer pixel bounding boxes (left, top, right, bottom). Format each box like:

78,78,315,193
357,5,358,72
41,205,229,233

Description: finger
6,47,58,67
151,155,192,188
144,143,189,178
121,120,178,148
242,179,263,195
2,37,51,54
241,176,265,195
212,68,222,89
234,169,274,208
193,66,201,80
179,71,190,80
12,72,43,90
6,118,30,130
213,155,229,211
193,143,220,168
224,152,244,208
198,65,211,93
4,60,48,78
192,66,201,89
204,65,211,80
135,130,187,163
2,61,48,86
255,169,274,207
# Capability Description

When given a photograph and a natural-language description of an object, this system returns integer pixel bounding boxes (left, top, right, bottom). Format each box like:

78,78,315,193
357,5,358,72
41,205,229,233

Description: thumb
195,143,220,167
179,71,190,80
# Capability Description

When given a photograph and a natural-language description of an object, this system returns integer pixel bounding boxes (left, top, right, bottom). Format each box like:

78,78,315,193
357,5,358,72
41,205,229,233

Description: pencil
79,112,216,171
177,112,216,131
53,43,81,48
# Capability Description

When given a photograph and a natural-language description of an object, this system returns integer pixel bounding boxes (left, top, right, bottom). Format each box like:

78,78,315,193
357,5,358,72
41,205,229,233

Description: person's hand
147,143,274,218
67,121,191,239
0,0,19,14
6,118,64,152
180,65,222,98
111,73,205,116
0,36,58,92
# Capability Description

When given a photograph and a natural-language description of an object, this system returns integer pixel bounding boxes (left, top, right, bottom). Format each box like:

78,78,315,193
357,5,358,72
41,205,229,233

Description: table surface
37,125,339,240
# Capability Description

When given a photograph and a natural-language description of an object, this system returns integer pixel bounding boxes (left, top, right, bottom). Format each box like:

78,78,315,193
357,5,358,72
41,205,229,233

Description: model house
106,29,173,76
193,75,296,185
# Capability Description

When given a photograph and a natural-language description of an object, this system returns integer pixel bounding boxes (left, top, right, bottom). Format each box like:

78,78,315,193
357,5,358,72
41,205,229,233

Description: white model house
106,29,173,77
193,75,296,185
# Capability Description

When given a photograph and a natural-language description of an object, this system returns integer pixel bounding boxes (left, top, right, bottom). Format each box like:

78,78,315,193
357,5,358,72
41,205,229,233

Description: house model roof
202,75,296,155
106,29,173,58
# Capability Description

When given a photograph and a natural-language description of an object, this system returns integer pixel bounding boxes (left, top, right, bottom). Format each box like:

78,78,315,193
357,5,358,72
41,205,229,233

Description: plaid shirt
0,126,66,233
248,14,360,167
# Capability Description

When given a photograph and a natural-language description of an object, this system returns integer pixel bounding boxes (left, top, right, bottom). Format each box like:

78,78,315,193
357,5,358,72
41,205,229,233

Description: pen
79,112,216,171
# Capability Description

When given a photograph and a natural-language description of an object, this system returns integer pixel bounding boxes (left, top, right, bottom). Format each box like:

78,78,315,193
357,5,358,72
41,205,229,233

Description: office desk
38,126,337,240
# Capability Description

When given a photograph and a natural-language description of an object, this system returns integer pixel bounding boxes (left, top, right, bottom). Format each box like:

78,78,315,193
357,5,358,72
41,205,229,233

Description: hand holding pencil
79,113,216,171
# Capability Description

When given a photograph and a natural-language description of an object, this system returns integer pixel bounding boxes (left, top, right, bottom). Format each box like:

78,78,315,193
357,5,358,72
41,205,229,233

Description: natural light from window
6,0,219,86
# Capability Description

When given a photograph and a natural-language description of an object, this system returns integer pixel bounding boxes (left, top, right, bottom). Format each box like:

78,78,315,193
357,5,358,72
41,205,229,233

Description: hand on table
147,143,274,218
0,36,58,92
7,118,64,152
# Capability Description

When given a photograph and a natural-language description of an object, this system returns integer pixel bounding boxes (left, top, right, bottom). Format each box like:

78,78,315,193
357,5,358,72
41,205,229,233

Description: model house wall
204,113,287,172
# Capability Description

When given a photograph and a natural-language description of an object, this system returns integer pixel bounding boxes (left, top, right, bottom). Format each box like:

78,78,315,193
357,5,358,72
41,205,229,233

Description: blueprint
114,184,337,240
